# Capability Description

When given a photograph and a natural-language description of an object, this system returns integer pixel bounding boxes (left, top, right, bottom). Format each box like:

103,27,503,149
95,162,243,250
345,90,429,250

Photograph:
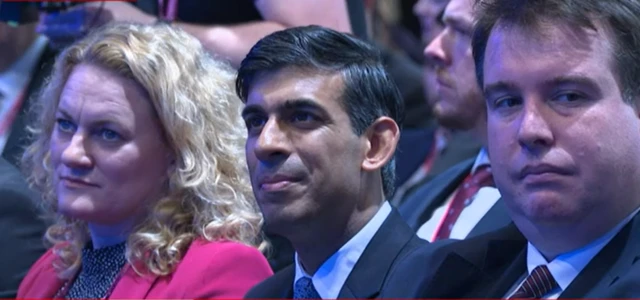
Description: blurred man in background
37,0,355,68
399,0,510,241
0,8,49,297
391,0,482,206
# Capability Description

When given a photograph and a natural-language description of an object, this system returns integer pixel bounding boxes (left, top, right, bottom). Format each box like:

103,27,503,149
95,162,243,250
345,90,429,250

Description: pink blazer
17,239,273,299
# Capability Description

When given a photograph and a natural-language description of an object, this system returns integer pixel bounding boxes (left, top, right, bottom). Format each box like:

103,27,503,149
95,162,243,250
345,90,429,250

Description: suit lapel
421,249,488,298
463,224,526,298
276,267,295,298
467,199,511,238
109,265,159,298
424,224,526,298
247,265,295,298
427,130,482,180
562,214,640,298
484,243,526,298
3,45,55,166
399,157,474,231
35,273,65,298
338,209,417,298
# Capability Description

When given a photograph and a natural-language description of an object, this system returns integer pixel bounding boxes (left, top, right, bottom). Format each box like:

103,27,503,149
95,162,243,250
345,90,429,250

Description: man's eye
494,96,522,109
245,116,266,130
291,112,318,123
554,92,584,103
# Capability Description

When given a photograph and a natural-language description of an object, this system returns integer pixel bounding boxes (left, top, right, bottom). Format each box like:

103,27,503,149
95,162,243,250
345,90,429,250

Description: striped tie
509,265,559,298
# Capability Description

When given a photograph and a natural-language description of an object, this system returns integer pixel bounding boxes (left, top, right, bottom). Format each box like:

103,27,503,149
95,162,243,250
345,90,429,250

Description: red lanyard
158,0,178,21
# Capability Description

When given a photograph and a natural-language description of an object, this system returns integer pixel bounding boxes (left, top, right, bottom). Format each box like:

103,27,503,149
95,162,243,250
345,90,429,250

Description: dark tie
294,277,321,299
433,165,494,240
509,265,559,299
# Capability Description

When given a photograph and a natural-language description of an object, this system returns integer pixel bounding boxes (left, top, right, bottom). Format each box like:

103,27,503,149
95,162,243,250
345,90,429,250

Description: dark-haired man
384,0,640,298
237,25,425,298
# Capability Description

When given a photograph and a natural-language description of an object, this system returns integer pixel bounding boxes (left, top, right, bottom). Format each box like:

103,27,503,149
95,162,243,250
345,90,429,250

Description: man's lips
258,174,300,192
518,164,571,180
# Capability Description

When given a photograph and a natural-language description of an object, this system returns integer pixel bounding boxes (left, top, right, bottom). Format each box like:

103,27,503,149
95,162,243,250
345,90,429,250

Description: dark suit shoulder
381,224,524,298
244,265,294,299
408,156,475,198
380,238,458,298
0,157,47,298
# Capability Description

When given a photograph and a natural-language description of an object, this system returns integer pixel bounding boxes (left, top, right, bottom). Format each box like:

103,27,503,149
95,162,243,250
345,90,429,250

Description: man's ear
361,116,400,172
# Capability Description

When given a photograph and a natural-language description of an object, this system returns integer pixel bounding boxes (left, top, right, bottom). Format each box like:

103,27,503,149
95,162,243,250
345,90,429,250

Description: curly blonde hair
21,23,265,279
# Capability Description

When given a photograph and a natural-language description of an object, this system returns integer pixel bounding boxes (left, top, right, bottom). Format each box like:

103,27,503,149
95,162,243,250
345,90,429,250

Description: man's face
424,0,484,130
484,22,640,228
414,0,449,46
242,68,367,235
414,0,450,110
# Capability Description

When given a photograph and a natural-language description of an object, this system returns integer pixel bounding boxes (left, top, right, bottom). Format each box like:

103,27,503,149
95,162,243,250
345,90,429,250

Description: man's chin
433,109,474,130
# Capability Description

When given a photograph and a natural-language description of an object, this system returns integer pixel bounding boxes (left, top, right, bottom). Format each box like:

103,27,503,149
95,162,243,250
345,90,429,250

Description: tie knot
510,265,559,299
294,277,321,299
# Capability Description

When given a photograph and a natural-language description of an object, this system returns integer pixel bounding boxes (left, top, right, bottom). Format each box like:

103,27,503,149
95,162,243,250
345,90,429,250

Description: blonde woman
17,23,272,299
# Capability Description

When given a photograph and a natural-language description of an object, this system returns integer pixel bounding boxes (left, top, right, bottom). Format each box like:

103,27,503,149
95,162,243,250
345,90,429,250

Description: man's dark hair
472,0,640,105
236,25,405,199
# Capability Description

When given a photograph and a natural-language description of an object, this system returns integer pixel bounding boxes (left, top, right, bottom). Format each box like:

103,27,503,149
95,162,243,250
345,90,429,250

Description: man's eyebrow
242,98,329,119
483,75,602,101
282,98,325,112
541,75,600,89
241,104,264,119
484,81,520,100
443,13,472,32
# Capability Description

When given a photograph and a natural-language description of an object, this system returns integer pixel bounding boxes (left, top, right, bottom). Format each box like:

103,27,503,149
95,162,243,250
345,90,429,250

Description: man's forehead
486,21,606,60
483,21,616,90
443,0,474,26
425,0,450,9
246,69,344,108
429,0,450,5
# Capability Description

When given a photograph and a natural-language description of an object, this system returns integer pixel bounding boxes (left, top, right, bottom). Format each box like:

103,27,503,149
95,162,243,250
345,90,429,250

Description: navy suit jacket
245,208,427,298
0,157,47,298
394,130,481,207
2,45,55,167
382,215,640,298
398,154,511,239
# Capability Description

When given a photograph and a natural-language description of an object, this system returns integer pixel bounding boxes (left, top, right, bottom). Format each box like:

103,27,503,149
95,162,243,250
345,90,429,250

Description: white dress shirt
0,35,48,153
417,148,501,241
506,205,640,299
293,201,392,299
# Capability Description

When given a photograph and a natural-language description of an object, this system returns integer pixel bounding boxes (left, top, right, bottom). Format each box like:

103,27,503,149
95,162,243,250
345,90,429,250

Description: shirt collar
526,205,640,291
471,148,491,174
434,127,450,153
294,201,392,299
